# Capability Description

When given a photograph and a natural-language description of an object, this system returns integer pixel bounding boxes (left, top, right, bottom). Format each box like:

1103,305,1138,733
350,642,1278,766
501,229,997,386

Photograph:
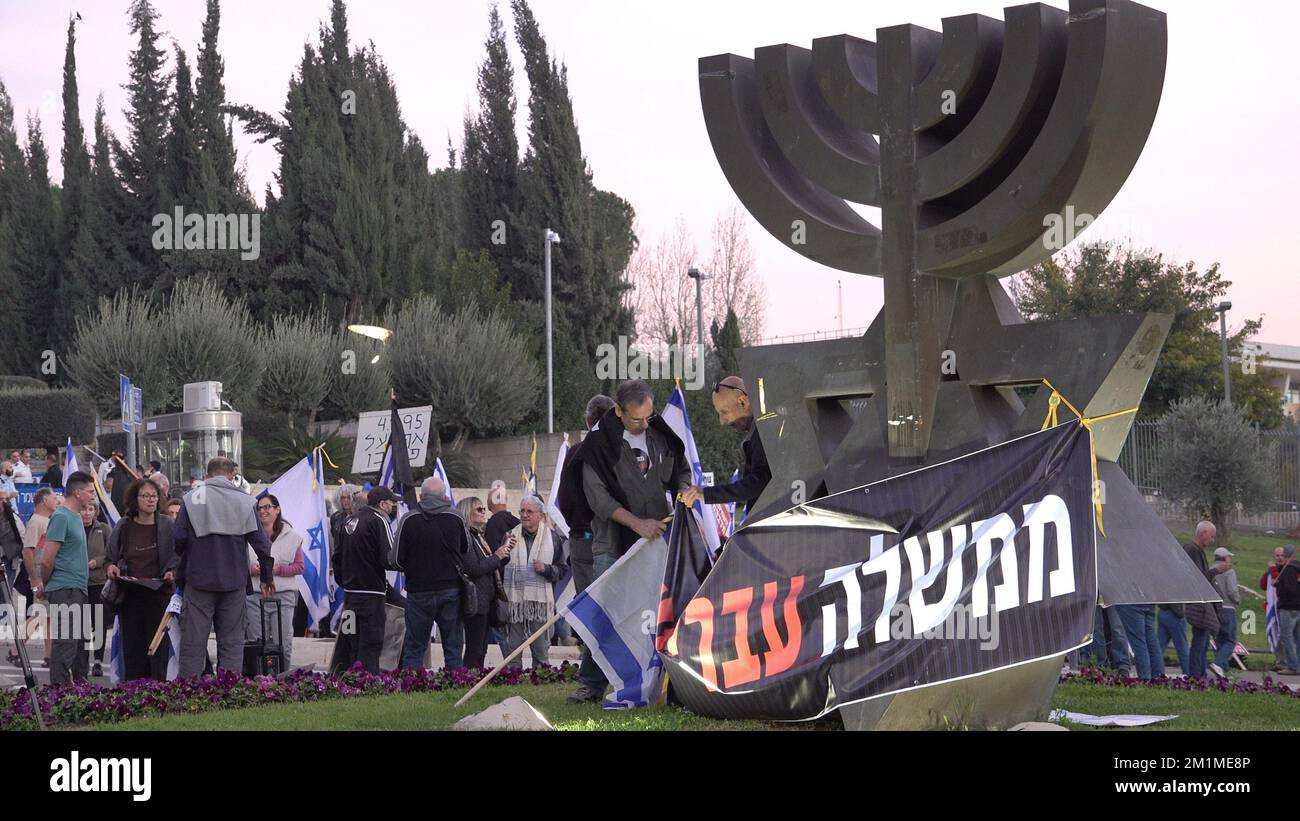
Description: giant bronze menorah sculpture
698,0,1216,728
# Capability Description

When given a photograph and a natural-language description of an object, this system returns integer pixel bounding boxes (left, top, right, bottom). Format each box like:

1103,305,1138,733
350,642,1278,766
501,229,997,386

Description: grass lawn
1052,679,1300,731
83,677,1298,731
88,682,798,731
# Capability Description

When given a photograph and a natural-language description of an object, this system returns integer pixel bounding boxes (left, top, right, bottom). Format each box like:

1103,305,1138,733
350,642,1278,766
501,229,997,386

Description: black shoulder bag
440,531,480,618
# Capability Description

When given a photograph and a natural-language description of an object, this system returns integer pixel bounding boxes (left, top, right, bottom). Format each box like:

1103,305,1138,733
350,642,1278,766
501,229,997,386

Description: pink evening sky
1,0,1295,344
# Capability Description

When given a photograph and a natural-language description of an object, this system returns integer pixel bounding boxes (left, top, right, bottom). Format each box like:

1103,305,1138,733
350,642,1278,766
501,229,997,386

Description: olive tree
388,294,539,450
1157,397,1277,541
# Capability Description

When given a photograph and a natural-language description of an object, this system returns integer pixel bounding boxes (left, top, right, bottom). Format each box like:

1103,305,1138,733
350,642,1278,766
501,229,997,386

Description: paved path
1,635,582,689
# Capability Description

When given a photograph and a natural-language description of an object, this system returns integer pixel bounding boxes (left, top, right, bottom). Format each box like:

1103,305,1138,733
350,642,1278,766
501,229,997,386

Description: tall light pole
687,267,710,355
1216,301,1232,405
545,229,561,433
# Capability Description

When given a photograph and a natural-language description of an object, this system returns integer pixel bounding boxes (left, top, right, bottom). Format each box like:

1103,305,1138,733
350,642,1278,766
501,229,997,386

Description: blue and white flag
62,438,77,486
263,449,332,625
1266,573,1279,653
662,387,721,558
91,470,119,527
433,457,455,504
562,535,669,709
108,618,125,683
546,434,570,539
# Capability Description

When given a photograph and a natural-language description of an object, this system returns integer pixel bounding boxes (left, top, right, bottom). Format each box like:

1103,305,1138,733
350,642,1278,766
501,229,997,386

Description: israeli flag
562,535,669,709
164,590,183,680
433,457,455,504
62,437,78,485
264,450,332,625
661,388,721,557
108,617,125,683
546,435,570,539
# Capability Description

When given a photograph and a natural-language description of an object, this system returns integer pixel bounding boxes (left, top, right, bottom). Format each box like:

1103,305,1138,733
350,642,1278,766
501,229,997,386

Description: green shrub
0,388,96,451
0,376,49,392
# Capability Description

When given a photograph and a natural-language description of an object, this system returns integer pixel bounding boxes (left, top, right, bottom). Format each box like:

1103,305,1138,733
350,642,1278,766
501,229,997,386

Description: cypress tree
460,4,521,278
193,0,238,210
114,0,170,278
59,16,90,248
0,79,31,373
68,95,137,304
509,0,637,429
163,45,201,210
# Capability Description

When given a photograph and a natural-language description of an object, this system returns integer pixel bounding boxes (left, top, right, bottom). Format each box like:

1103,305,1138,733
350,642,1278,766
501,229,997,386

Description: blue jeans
1213,607,1237,670
1083,606,1131,672
1279,609,1300,671
1189,625,1211,678
1157,607,1190,675
1116,605,1160,680
402,589,463,670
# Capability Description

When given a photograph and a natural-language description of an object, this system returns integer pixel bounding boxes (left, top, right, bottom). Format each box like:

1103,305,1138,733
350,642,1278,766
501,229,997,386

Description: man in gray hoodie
174,457,275,677
1208,546,1241,679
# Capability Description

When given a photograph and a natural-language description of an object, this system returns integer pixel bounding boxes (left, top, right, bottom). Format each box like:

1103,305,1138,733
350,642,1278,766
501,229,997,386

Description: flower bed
1061,666,1300,697
0,663,579,731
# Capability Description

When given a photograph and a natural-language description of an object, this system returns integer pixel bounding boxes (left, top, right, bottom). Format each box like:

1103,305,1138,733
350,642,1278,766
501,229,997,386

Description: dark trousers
47,587,89,684
463,612,490,670
331,592,385,674
119,584,169,681
578,551,616,693
402,588,462,670
86,584,110,664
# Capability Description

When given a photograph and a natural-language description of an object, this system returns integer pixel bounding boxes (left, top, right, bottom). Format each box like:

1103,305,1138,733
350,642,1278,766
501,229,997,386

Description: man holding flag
560,379,691,704
680,376,771,533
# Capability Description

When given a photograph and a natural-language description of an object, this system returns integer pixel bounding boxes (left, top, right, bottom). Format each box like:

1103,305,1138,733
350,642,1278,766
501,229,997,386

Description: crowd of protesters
7,376,1292,700
1075,519,1300,680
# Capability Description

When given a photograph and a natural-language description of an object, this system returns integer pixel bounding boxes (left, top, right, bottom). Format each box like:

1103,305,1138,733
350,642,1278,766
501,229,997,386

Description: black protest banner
659,422,1096,720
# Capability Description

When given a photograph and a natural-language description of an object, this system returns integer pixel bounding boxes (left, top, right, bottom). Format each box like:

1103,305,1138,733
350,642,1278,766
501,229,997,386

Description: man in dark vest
559,379,691,704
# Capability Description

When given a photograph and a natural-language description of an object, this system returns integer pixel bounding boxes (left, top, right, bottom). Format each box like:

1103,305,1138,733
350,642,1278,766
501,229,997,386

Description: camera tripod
0,556,46,731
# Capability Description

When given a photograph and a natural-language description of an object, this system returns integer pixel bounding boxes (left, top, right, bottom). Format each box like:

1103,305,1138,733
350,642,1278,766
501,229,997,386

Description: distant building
1246,340,1300,417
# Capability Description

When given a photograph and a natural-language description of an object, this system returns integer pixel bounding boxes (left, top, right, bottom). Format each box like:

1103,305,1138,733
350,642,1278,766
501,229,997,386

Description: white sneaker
1208,662,1226,679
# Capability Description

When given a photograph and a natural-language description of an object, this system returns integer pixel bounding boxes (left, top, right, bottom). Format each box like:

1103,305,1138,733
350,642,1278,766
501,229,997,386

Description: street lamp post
687,267,710,357
1216,301,1232,405
545,229,561,434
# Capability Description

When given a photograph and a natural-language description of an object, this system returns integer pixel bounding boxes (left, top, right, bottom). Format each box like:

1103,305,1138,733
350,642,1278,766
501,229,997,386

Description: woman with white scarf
500,495,566,668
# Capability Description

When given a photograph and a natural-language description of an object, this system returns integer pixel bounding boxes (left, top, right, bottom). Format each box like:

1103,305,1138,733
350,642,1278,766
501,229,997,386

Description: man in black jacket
680,376,771,529
394,477,482,670
330,487,399,674
557,394,615,598
1277,545,1300,675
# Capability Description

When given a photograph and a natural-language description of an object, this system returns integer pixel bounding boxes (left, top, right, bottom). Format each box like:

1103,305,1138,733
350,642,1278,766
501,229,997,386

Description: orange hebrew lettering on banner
683,596,717,690
761,575,804,677
721,587,761,688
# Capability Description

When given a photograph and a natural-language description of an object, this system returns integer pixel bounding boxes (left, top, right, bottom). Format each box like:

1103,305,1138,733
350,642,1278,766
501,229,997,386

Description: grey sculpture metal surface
697,0,1217,729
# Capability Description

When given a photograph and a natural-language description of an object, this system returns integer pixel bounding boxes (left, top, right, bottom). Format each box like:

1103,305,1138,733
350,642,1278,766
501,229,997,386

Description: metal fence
1118,420,1300,532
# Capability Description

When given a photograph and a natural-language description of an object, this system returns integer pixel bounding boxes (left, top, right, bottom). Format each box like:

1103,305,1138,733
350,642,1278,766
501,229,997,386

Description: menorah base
836,655,1064,731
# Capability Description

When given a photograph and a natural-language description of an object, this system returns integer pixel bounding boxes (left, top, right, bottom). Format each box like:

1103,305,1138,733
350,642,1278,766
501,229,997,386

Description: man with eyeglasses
680,375,771,527
563,379,690,703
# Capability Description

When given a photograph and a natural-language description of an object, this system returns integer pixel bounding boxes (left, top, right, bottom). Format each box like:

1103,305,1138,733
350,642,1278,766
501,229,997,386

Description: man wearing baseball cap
1208,546,1240,679
331,486,401,674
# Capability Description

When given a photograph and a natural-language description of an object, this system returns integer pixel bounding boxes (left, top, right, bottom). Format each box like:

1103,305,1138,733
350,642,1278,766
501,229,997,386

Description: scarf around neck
501,524,554,623
184,477,258,538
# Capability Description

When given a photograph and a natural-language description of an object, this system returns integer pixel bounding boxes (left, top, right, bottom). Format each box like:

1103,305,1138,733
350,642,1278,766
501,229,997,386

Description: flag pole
146,611,173,656
454,609,567,707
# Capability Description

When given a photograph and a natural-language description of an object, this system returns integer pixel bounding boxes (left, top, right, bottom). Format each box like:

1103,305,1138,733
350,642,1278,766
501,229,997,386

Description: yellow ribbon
310,445,341,494
1038,379,1137,538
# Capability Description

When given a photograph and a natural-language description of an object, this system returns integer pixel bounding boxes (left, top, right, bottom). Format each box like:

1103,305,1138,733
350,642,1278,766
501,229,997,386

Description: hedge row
0,388,96,450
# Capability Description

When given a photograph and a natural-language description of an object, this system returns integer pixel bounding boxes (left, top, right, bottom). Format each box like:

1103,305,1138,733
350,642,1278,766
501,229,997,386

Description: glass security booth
139,409,242,487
